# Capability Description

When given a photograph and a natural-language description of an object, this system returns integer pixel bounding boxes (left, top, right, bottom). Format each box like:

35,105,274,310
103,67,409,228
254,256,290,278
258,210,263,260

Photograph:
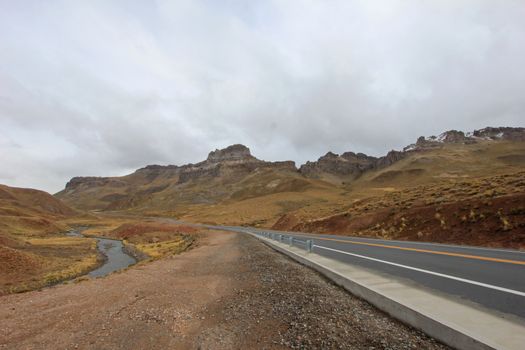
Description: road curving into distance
210,225,525,320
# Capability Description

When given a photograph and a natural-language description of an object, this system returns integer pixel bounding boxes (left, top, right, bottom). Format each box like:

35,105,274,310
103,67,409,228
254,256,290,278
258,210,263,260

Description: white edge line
275,232,525,255
312,245,525,297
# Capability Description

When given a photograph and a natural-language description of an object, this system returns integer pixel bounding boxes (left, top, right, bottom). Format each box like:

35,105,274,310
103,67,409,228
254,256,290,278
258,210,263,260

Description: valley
1,126,524,349
56,127,525,249
3,2,525,348
0,187,199,294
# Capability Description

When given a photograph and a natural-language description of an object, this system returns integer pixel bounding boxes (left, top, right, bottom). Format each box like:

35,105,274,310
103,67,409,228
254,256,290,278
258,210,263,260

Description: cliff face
299,152,377,178
64,145,296,190
173,145,296,184
404,127,525,151
375,150,407,169
64,177,128,191
473,127,525,141
299,149,410,179
206,144,255,163
56,144,300,210
177,144,262,184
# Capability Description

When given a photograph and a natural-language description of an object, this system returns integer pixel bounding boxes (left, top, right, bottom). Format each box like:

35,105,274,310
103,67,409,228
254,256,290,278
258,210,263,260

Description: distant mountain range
0,125,523,252
55,126,523,203
51,126,525,249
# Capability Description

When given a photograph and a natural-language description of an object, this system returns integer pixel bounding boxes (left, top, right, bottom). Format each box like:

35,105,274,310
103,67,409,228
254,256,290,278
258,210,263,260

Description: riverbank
0,234,100,295
1,218,201,296
0,231,448,349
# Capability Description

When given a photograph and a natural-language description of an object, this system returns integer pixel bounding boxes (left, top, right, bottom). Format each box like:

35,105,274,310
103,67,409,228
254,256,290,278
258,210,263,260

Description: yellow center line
290,234,525,266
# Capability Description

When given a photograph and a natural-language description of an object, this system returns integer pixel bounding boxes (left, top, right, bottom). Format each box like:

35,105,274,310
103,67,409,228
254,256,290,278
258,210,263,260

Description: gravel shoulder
0,231,448,349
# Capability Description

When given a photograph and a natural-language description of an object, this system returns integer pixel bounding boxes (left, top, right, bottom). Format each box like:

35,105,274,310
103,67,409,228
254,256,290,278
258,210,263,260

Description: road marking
283,232,525,255
313,245,525,297
287,234,525,266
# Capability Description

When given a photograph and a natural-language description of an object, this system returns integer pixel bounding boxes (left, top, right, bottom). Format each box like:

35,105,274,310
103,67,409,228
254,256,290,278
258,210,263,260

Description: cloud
0,0,524,192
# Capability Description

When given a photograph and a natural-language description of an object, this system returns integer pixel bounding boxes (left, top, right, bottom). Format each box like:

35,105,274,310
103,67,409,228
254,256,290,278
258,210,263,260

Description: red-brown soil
0,245,40,274
109,222,198,240
274,192,525,249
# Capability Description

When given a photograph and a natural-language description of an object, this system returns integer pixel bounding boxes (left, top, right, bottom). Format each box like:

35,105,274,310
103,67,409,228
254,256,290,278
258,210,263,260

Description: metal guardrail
255,231,314,253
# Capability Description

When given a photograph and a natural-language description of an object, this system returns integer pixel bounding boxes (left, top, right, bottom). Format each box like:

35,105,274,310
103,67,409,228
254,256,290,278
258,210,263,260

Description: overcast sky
1,0,524,193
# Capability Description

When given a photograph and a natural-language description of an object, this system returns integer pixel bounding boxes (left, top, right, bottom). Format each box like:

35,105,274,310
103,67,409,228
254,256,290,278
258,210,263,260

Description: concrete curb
251,233,524,350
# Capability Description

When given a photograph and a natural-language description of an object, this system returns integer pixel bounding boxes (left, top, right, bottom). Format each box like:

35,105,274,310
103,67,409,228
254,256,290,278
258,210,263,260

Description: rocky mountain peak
473,127,525,141
299,151,378,178
405,127,525,152
341,152,377,162
439,130,469,143
322,151,339,159
63,176,128,192
206,144,256,163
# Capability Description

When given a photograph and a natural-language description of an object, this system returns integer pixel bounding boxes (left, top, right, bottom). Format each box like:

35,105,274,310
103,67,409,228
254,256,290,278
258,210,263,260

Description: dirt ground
0,231,448,349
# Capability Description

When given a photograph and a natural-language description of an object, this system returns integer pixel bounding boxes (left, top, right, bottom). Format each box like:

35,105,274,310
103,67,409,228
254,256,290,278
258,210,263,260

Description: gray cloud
1,0,524,193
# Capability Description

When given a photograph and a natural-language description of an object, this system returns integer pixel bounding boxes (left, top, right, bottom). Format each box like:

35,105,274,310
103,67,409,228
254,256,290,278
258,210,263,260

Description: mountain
0,184,84,294
0,184,76,234
298,150,406,183
56,127,525,248
300,127,525,182
274,128,525,248
56,144,313,213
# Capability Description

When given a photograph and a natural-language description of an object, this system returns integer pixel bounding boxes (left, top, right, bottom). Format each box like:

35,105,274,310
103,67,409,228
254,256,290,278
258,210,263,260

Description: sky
1,0,524,193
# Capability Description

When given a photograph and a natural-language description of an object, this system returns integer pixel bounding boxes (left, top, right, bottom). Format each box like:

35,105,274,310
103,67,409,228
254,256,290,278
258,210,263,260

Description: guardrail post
306,240,313,253
289,236,293,247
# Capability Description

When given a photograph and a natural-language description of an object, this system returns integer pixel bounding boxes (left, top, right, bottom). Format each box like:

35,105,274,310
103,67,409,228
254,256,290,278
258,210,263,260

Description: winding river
67,229,137,277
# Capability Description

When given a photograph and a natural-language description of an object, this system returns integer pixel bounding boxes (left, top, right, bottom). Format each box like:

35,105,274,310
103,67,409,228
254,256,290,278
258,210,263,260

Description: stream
67,229,137,277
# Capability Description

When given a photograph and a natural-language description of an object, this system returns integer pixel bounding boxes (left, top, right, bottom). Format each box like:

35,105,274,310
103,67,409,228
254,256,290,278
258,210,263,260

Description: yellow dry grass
133,236,192,259
157,141,525,234
41,254,99,285
1,236,100,295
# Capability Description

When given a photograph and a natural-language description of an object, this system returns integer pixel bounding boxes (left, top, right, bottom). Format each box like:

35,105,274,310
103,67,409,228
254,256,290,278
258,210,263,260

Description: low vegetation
275,170,525,249
0,236,100,295
106,221,197,258
177,142,525,249
0,185,197,295
0,184,103,295
2,134,524,295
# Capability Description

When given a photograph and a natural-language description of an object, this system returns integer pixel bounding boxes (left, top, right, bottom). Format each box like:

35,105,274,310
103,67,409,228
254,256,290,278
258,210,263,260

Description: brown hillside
0,184,100,295
56,127,525,248
0,184,76,236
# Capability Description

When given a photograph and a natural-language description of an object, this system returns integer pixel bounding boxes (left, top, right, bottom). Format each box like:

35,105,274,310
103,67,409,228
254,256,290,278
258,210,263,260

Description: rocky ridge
61,126,524,193
299,152,378,179
298,149,410,179
403,127,525,151
474,127,525,141
299,127,524,179
206,144,255,163
174,145,296,184
62,145,297,193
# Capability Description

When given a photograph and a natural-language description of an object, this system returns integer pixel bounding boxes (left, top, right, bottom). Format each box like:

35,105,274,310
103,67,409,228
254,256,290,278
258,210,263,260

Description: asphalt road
211,225,525,320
